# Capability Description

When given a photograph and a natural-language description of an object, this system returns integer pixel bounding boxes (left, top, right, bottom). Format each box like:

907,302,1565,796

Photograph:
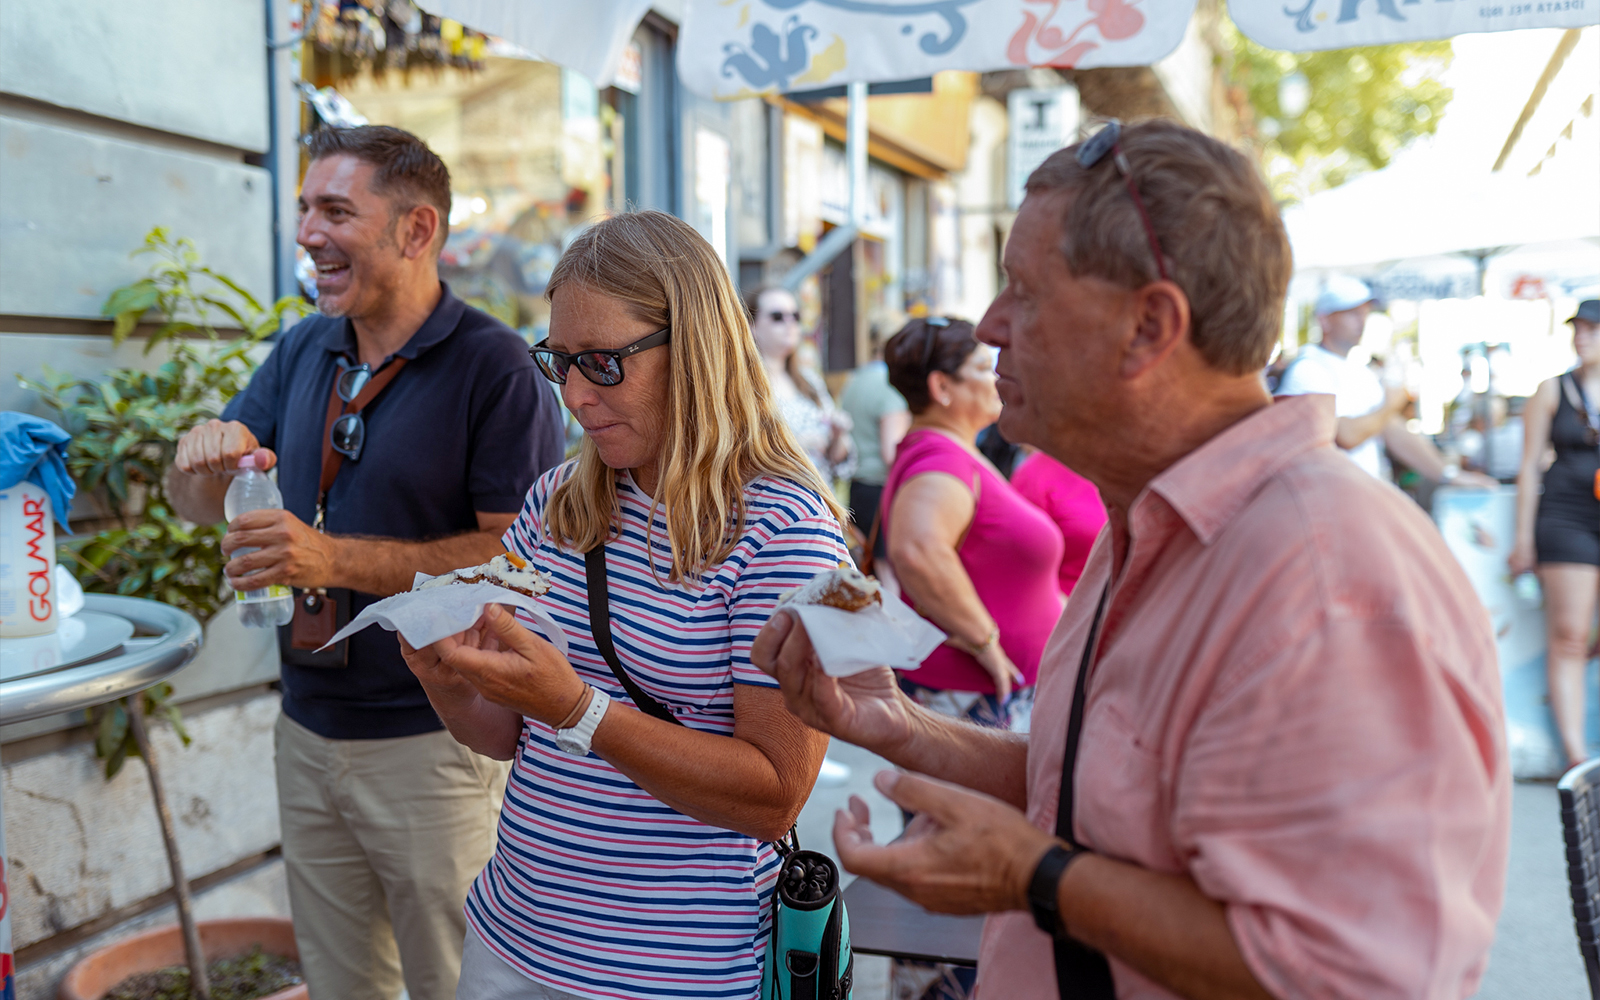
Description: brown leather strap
317,357,408,507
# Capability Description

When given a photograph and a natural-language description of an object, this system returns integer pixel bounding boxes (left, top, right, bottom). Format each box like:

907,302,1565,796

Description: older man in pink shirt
753,119,1508,1000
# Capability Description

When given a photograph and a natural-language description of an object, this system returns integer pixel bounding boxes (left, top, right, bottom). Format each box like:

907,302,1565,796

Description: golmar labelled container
0,479,57,637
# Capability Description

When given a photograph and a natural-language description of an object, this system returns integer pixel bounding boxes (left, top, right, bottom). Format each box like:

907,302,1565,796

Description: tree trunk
127,700,212,1000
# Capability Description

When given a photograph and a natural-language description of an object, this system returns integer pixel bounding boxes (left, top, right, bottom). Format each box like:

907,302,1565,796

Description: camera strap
316,356,408,530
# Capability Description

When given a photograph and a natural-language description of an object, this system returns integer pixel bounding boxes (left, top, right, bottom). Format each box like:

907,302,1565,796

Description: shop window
335,56,620,340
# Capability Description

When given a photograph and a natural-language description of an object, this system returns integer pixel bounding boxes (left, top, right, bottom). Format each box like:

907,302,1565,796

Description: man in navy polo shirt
169,126,563,1000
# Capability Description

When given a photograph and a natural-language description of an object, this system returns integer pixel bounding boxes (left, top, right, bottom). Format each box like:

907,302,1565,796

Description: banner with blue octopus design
1232,0,1596,53
678,0,1199,99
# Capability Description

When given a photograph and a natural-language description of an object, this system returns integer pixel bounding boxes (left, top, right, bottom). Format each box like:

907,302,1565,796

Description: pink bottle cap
237,453,258,470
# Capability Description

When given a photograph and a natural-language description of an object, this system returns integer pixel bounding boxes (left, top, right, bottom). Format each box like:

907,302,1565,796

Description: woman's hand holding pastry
399,633,480,712
752,610,919,756
435,604,588,727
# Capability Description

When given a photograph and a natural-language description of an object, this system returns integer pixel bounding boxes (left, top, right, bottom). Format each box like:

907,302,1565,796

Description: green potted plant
20,228,312,1000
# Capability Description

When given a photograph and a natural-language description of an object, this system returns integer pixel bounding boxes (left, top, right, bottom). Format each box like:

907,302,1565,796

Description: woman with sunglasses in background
876,316,1067,999
399,211,851,1000
1511,300,1600,771
744,284,856,482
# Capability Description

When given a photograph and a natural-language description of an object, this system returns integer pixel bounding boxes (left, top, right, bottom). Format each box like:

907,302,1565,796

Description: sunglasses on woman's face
767,310,800,324
530,328,671,387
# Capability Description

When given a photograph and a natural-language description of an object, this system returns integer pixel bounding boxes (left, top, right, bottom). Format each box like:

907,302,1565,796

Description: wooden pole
126,700,212,1000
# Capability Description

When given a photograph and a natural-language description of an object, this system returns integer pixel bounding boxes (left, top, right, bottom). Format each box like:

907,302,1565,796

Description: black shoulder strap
585,544,684,726
1053,585,1116,999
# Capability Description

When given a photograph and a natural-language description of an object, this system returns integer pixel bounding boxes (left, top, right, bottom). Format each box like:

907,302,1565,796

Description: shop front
299,6,686,342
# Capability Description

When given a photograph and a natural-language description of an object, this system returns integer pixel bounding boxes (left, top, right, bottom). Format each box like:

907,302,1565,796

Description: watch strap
557,686,609,755
1029,842,1089,936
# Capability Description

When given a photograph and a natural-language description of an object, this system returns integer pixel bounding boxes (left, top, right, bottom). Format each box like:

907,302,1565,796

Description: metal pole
1,770,12,1000
846,81,868,228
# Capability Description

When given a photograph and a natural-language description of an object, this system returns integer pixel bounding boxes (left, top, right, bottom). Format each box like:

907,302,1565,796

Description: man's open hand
175,418,275,478
835,770,1056,915
222,508,339,590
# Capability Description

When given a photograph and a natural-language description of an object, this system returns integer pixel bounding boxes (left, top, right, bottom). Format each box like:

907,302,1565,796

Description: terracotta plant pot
59,917,305,1000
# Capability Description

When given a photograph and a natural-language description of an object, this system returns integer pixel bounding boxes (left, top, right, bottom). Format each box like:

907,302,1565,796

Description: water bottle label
237,585,292,602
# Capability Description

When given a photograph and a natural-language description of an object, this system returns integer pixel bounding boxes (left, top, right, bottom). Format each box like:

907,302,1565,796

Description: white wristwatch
555,687,610,756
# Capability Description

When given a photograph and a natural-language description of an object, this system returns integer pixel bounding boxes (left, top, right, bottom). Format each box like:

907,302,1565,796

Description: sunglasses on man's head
1076,119,1171,283
530,327,671,387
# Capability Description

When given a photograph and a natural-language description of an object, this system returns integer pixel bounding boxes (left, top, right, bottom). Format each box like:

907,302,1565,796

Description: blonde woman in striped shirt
401,211,851,1000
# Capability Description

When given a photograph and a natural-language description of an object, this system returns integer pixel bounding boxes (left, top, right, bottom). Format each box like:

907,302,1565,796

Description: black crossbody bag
1053,586,1117,999
585,545,846,998
584,545,683,725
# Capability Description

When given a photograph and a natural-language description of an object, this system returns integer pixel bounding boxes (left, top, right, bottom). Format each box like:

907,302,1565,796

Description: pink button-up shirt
977,395,1509,1000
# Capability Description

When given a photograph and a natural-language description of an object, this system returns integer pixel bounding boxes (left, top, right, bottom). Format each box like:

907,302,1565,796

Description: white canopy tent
1283,154,1600,279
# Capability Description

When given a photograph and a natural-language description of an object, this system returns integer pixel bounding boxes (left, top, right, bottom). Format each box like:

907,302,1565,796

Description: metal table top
0,594,202,725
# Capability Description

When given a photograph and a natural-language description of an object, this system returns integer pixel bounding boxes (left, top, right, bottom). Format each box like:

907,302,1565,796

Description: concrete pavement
1474,781,1586,999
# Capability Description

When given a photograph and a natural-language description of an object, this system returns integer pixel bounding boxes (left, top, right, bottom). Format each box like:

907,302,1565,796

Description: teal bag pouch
761,831,853,1000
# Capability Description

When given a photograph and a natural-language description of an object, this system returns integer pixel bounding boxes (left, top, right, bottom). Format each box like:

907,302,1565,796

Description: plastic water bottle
223,454,294,628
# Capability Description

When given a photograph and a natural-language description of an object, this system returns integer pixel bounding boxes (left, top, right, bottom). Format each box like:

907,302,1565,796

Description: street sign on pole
1008,86,1080,210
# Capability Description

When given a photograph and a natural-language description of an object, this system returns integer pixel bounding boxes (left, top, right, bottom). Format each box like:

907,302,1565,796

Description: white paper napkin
319,573,569,656
780,588,945,676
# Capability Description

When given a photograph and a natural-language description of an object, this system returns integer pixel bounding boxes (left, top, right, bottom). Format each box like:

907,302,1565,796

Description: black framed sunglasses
1076,120,1172,282
530,327,671,387
767,309,800,323
336,360,371,401
330,358,370,461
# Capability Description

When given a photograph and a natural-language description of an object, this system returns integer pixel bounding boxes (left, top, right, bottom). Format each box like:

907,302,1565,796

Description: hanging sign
1232,0,1597,52
1008,85,1080,208
679,0,1198,100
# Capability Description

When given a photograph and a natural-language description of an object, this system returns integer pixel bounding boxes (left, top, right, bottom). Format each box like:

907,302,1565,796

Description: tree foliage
18,228,311,623
1220,17,1453,200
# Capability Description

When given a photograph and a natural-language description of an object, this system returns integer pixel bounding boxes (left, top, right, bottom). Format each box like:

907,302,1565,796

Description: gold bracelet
946,627,999,657
555,685,593,730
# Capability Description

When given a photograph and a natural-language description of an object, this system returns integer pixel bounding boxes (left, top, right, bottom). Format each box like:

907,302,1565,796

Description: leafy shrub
18,227,311,623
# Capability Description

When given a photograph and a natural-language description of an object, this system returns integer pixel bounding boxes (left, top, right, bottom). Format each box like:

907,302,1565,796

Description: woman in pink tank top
1010,450,1107,596
880,317,1066,728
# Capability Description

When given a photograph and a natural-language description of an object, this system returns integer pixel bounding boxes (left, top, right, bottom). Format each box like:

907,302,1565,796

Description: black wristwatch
1028,842,1090,936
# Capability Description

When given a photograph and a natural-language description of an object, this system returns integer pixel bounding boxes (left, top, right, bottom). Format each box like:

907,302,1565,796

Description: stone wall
0,0,279,416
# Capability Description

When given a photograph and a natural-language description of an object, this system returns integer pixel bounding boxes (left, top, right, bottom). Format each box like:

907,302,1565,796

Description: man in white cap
1278,275,1495,486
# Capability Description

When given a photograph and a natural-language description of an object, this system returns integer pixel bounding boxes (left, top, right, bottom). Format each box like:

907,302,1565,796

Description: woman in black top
1512,303,1600,770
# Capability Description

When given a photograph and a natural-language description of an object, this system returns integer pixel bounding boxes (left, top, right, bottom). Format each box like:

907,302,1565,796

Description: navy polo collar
316,282,466,363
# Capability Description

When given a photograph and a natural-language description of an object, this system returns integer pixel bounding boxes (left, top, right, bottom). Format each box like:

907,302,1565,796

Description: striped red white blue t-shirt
466,463,849,999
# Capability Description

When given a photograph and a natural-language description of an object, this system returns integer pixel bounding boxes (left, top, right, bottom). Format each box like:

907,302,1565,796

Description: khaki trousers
274,713,508,1000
